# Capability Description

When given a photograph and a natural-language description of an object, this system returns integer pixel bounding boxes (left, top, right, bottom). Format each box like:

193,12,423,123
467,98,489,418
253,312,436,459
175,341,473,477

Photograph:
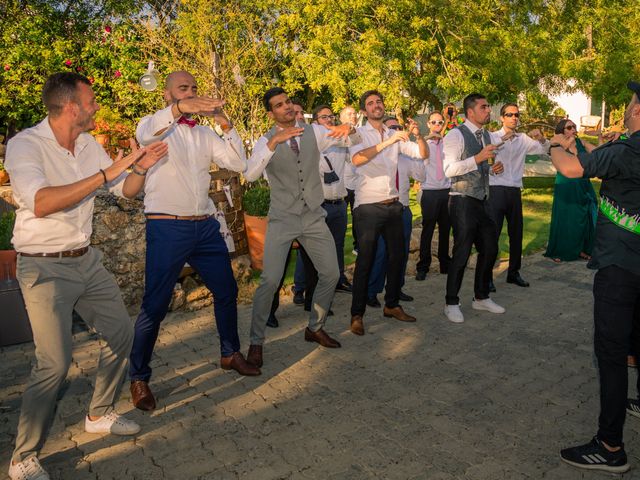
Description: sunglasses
388,125,403,131
429,120,445,125
317,114,336,121
565,125,576,131
503,112,520,118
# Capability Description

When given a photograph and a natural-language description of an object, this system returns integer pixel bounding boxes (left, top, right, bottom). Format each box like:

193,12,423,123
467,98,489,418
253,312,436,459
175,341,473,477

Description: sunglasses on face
317,114,336,121
388,125,403,131
429,120,445,125
565,125,576,131
503,112,520,118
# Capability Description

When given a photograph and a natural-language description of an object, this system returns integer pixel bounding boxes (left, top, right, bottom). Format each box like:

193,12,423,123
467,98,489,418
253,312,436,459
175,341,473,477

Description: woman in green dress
544,119,598,262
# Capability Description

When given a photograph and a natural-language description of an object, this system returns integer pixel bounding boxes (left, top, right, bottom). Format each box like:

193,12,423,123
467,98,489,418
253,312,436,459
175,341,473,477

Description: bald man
129,71,259,412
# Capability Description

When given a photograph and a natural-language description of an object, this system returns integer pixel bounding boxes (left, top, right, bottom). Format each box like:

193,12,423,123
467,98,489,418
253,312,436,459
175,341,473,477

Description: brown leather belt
378,197,399,205
145,214,211,221
20,246,89,258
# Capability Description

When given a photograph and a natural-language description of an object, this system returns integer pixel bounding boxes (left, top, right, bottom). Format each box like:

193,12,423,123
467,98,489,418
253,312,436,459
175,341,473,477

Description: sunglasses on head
388,125,403,131
503,112,520,118
565,124,576,131
429,120,445,125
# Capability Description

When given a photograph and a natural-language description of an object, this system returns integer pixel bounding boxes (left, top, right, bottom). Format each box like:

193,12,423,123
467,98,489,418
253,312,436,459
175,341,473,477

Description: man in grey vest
442,93,506,324
243,87,360,368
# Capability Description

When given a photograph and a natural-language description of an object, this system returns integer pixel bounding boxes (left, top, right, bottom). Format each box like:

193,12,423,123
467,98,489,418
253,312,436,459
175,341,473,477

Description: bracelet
549,144,564,149
99,169,108,184
176,99,184,114
132,165,148,177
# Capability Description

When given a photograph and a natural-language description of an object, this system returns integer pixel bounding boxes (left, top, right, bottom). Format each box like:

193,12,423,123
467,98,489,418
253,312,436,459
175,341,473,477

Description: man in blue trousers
129,71,260,412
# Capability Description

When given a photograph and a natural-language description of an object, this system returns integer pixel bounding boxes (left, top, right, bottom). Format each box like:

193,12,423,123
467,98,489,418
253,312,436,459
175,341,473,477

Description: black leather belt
322,199,345,205
377,197,399,205
20,246,89,258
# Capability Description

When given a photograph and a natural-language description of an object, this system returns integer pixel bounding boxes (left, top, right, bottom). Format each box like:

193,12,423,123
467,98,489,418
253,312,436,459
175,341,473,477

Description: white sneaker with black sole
471,297,506,314
85,411,141,435
8,457,50,480
560,436,629,473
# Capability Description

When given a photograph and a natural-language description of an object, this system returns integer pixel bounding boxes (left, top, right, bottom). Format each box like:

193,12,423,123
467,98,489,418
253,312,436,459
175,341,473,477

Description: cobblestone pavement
2,254,640,479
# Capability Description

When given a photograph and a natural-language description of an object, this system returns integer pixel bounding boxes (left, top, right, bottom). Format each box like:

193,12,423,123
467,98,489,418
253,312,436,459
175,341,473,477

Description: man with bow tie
129,70,259,413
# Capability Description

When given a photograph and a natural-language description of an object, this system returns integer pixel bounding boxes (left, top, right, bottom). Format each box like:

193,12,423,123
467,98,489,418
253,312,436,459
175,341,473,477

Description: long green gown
544,138,598,261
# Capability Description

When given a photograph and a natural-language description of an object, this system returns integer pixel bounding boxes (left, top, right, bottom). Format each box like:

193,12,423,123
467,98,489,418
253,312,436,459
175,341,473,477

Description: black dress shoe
440,266,449,275
507,272,530,287
399,291,414,302
489,280,497,293
415,271,427,281
367,296,381,308
293,290,305,305
266,313,279,328
335,281,352,293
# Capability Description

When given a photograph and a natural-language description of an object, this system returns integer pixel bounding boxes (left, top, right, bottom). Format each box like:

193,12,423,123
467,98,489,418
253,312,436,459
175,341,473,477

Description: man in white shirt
442,93,506,324
340,106,359,254
416,111,452,281
129,71,259,413
243,87,359,368
5,72,167,480
488,103,549,290
349,90,428,336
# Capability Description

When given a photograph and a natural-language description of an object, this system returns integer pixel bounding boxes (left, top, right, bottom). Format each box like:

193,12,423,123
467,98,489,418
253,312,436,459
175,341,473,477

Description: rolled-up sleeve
443,129,477,177
4,138,49,211
399,140,422,159
244,136,274,181
210,128,247,172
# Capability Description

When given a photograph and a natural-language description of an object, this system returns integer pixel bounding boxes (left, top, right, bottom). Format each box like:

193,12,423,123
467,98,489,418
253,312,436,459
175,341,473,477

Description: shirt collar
463,120,483,134
32,116,92,148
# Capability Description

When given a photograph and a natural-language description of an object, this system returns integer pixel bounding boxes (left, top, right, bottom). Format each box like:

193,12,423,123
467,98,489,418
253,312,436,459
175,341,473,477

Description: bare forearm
417,137,429,159
34,173,104,218
550,149,584,178
122,172,146,199
352,141,390,166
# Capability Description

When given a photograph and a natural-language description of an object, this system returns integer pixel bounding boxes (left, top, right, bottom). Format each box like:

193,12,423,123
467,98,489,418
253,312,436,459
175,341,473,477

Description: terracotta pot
243,213,268,270
118,139,130,148
0,170,8,186
0,249,17,279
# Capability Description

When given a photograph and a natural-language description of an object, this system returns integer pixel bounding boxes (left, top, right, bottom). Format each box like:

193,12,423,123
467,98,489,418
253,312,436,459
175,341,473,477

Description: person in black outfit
557,81,640,474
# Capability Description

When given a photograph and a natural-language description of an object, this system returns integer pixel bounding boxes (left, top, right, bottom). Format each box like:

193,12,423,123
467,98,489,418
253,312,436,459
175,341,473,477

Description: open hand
387,130,410,145
177,96,226,116
135,141,169,170
326,123,353,139
406,119,421,137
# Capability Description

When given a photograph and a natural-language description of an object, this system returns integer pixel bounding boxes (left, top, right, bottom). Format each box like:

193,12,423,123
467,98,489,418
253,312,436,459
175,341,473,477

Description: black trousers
346,188,357,251
351,201,405,316
445,195,498,305
270,244,316,314
594,265,640,447
416,189,451,274
488,186,523,275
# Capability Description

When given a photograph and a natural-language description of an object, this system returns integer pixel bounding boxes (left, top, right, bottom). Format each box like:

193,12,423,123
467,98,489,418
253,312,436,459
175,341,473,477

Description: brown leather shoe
130,380,156,411
350,315,364,336
304,327,341,348
246,344,263,368
383,305,416,322
221,351,261,376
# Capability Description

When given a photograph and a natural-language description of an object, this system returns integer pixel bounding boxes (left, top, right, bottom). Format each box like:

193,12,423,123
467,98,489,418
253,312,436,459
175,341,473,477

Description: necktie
475,129,483,147
290,136,300,156
435,140,444,181
177,116,197,128
395,168,399,191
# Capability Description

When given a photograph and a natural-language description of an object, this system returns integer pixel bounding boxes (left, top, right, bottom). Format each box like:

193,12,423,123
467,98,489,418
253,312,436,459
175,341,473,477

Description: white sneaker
85,411,141,436
472,297,506,314
444,304,464,323
8,457,49,480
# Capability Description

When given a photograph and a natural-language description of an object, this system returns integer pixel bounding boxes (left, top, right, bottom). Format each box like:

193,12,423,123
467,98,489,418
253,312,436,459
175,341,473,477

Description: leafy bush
0,210,16,250
242,185,270,217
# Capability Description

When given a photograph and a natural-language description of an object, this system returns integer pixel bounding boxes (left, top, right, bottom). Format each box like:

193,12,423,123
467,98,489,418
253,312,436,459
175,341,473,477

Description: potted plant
0,210,16,279
0,162,8,186
242,183,270,270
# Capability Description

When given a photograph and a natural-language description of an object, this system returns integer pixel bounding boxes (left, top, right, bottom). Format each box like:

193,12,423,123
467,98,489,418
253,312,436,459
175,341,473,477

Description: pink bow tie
177,116,197,128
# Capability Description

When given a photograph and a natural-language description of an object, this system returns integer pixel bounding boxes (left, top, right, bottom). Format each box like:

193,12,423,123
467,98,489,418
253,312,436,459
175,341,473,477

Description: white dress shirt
5,118,126,253
244,123,360,182
397,154,426,206
350,123,423,208
343,158,357,191
136,105,246,216
489,127,550,188
422,138,451,190
442,120,487,179
319,145,350,200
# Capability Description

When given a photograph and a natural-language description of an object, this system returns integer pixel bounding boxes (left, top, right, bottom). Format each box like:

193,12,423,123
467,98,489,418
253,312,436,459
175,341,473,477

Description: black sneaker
293,289,305,305
627,398,640,419
266,313,279,328
366,296,381,308
415,271,427,281
399,291,414,302
560,436,629,473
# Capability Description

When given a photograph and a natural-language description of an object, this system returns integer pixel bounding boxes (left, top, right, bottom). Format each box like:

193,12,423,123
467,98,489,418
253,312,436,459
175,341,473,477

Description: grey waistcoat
264,124,324,217
449,124,491,200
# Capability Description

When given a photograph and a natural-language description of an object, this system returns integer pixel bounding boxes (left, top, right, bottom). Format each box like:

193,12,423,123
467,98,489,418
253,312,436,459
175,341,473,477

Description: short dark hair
42,72,91,117
312,104,332,121
500,102,519,116
359,90,384,111
291,98,304,108
382,116,398,124
462,93,486,116
555,118,574,134
263,87,286,111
